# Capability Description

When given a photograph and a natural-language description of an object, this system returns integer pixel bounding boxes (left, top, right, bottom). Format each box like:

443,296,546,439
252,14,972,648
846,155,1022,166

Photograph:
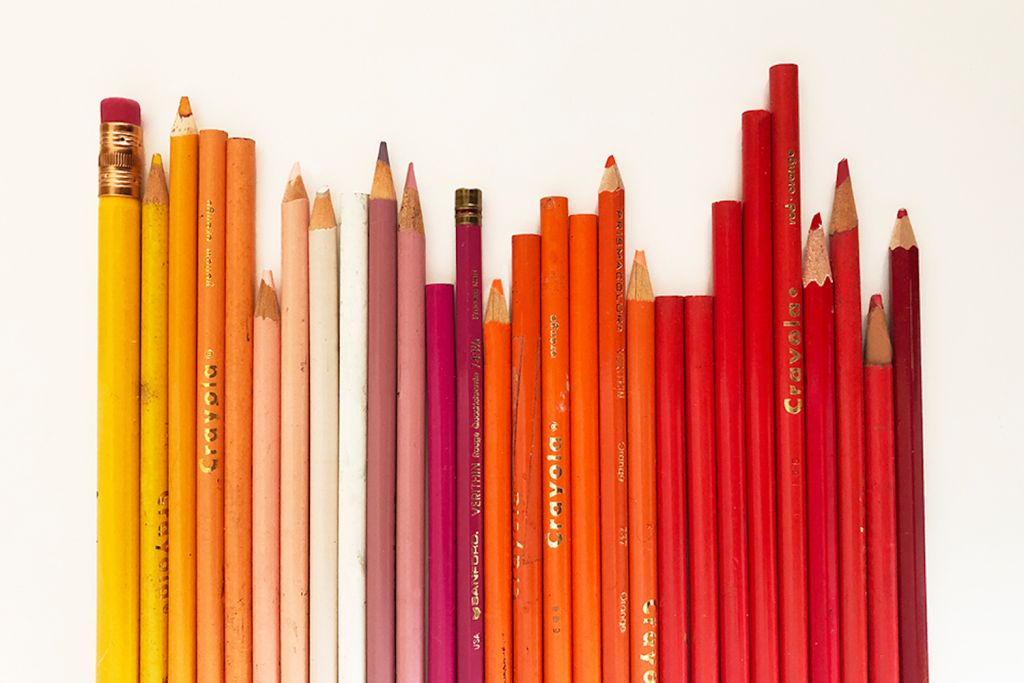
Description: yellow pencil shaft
98,195,141,682
142,195,169,682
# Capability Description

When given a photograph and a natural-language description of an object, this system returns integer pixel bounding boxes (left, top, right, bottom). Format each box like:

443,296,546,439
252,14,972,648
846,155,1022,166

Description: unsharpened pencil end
284,164,307,202
803,213,832,285
600,157,624,193
889,209,918,250
627,250,654,302
484,279,510,324
310,188,338,230
865,295,893,365
255,272,280,321
144,154,168,205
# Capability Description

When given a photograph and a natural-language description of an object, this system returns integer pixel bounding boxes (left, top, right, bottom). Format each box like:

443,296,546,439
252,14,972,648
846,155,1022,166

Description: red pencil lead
870,293,884,309
836,158,850,187
896,208,908,219
810,212,823,231
605,154,617,168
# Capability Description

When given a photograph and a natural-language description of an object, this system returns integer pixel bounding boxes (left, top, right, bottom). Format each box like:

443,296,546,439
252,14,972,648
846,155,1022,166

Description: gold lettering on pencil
204,200,215,287
786,149,798,226
199,359,220,472
617,440,626,483
548,314,559,358
618,591,628,633
615,211,625,333
638,598,658,677
785,398,803,414
545,425,566,548
780,285,803,414
471,530,482,625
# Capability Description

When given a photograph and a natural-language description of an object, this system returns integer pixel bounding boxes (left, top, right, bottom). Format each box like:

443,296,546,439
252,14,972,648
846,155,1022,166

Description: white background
1,1,1022,680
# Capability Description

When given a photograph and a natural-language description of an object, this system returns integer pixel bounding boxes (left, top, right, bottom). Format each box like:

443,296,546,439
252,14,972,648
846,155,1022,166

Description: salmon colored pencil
655,295,686,683
769,64,809,683
627,251,658,682
196,128,227,683
804,215,839,683
252,273,281,683
540,196,572,681
742,109,780,683
569,213,601,683
598,158,630,682
864,295,899,683
712,200,750,683
685,296,719,683
280,163,310,683
511,234,543,683
829,159,868,683
168,96,199,683
225,136,255,683
397,166,426,683
484,279,513,683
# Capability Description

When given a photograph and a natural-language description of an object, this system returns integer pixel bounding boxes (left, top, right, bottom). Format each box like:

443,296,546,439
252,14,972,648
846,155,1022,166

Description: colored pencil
309,188,339,682
655,295,686,683
742,108,780,683
484,279,513,683
280,163,310,683
712,200,750,683
427,283,458,683
196,127,227,683
598,157,630,682
456,188,485,682
97,95,142,683
890,209,929,682
829,159,868,683
627,251,658,682
141,154,169,683
685,295,719,683
864,294,900,682
368,142,399,682
769,63,809,683
397,166,427,683
225,136,255,683
804,214,839,683
338,192,369,681
540,195,573,681
569,213,602,683
511,234,544,683
168,95,199,683
252,273,281,683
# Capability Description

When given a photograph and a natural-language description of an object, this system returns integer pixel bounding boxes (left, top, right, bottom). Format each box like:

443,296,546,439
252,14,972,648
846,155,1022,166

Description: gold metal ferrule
98,122,143,198
455,187,482,225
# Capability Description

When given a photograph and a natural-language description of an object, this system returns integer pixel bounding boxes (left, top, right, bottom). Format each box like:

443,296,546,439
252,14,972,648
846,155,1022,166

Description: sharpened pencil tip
869,293,883,309
605,155,616,168
810,212,823,231
865,296,892,365
378,141,390,165
177,96,192,117
405,163,417,191
310,188,337,230
289,162,301,181
836,158,850,187
889,210,918,250
492,278,504,296
897,208,908,219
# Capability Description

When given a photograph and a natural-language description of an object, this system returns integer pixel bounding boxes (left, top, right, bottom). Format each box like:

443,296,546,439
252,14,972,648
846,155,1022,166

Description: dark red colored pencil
890,209,929,682
803,215,839,683
829,159,868,683
769,63,809,683
655,295,687,683
685,296,719,683
742,108,780,683
864,294,900,682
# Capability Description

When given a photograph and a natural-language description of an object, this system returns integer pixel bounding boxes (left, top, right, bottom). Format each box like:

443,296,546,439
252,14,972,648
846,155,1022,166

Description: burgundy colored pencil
890,209,928,682
685,296,719,683
655,295,687,682
829,159,868,683
769,63,809,683
712,199,750,683
427,283,457,683
804,215,839,683
367,141,398,681
742,108,780,683
864,295,900,682
455,188,485,682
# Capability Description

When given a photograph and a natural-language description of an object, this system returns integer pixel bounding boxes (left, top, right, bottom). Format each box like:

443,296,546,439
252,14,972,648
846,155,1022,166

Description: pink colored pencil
368,142,399,681
397,165,427,682
455,188,484,682
427,283,457,683
252,272,281,683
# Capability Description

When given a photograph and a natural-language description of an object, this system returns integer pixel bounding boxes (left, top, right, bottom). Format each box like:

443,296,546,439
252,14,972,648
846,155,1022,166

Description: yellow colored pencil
142,154,170,682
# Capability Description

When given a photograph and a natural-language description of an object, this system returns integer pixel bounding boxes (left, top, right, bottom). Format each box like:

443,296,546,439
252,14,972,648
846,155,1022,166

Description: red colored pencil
742,108,780,683
655,295,687,683
685,295,719,683
864,295,900,682
890,209,929,682
769,63,809,683
803,215,839,683
829,159,868,683
712,200,749,683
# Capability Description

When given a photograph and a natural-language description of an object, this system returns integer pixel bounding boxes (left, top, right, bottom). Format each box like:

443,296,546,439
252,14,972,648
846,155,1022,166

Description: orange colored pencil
511,234,543,682
225,137,255,683
569,213,601,682
484,279,513,682
627,251,658,682
598,157,630,682
540,196,573,681
196,128,227,683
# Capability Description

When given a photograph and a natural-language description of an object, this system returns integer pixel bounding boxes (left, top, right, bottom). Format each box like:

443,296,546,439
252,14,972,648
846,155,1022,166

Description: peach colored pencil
252,273,281,683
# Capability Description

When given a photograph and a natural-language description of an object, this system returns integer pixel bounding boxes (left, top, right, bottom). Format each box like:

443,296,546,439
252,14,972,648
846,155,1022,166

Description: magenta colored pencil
367,142,398,681
455,188,484,682
427,283,457,683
